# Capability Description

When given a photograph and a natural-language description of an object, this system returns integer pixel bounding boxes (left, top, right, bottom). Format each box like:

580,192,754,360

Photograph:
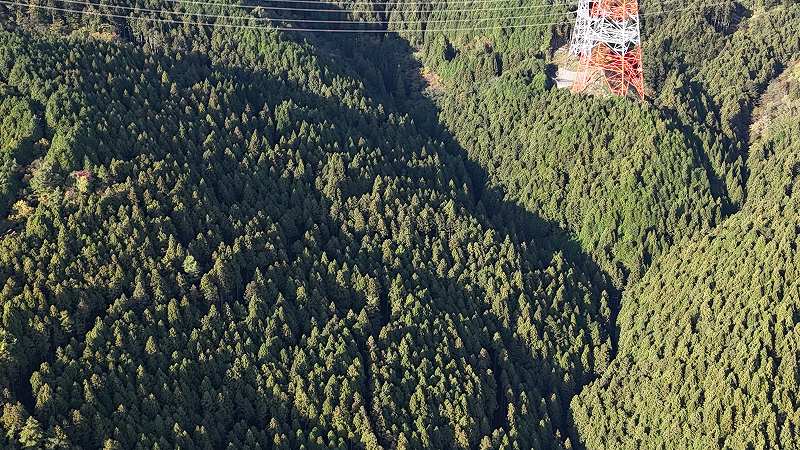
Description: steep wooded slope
0,25,612,449
406,0,800,284
571,86,800,449
1,0,800,448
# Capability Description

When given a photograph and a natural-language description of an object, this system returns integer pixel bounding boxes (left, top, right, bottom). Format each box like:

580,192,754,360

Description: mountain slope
438,76,721,285
570,90,800,448
0,26,613,449
1,0,800,448
406,0,800,285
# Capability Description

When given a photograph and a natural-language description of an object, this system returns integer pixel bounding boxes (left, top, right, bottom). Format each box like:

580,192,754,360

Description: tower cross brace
570,0,645,98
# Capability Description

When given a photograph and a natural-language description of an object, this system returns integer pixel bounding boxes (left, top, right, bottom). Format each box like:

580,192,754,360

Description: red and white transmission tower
570,0,645,98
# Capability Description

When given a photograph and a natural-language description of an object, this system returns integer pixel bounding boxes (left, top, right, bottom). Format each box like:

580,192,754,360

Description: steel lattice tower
570,0,645,98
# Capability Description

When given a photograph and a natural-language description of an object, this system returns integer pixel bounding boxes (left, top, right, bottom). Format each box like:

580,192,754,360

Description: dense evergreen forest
572,91,800,449
0,0,799,448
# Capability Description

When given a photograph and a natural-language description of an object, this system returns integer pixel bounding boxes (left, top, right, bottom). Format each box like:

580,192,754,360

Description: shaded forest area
1,9,612,449
1,0,799,448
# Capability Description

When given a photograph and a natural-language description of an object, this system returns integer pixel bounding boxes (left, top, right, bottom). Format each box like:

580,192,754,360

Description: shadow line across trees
0,12,619,447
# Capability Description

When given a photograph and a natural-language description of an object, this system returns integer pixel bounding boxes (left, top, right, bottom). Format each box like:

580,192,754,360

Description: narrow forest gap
607,286,622,361
357,342,390,449
12,369,35,413
487,346,509,433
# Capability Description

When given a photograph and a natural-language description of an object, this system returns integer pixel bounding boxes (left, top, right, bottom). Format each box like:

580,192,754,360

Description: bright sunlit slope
571,69,800,449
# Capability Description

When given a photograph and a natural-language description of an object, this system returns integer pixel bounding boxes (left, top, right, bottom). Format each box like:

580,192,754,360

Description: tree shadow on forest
301,29,617,304
287,33,591,262
354,246,599,447
173,29,617,447
283,23,621,447
7,22,617,448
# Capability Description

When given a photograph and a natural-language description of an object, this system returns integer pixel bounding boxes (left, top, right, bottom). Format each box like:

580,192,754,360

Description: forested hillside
406,0,800,284
0,13,617,449
571,92,800,450
1,0,799,448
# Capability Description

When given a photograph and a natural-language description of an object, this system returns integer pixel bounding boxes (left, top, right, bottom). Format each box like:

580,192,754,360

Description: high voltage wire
13,0,578,24
0,0,716,17
0,0,576,31
0,0,728,20
152,0,579,8
44,0,566,14
81,0,714,13
0,0,741,32
198,0,575,5
8,0,713,26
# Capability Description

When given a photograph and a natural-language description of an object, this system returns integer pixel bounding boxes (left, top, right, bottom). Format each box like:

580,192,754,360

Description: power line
122,0,717,13
187,0,576,5
0,0,741,33
0,0,572,30
153,0,580,9
58,0,567,14
17,0,578,24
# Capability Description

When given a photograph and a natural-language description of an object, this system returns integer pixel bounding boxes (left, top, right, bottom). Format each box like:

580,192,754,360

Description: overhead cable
58,0,569,14
187,0,576,5
151,0,579,10
0,0,741,33
0,0,570,30
18,0,578,24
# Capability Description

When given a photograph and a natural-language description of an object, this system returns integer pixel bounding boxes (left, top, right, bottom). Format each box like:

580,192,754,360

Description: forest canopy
1,0,799,448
